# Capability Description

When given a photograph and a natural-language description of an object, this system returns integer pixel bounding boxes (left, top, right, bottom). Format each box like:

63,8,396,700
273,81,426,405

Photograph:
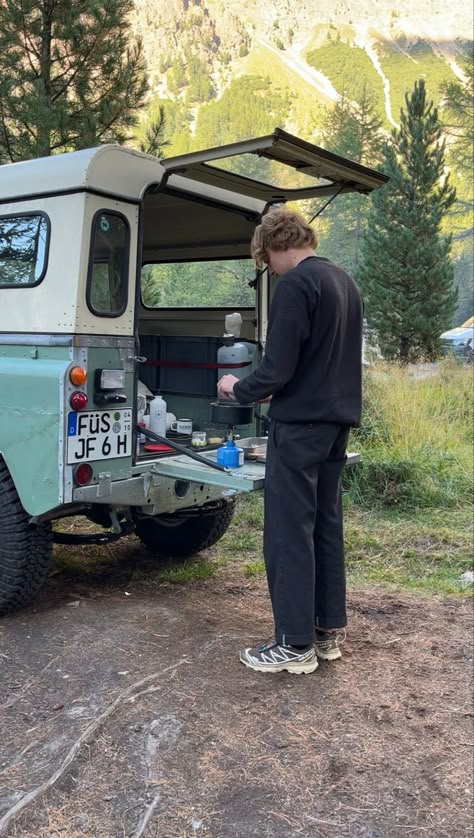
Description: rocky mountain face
131,0,471,105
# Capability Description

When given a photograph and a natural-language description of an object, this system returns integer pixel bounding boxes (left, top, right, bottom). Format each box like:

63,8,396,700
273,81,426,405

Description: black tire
0,459,53,615
134,499,235,559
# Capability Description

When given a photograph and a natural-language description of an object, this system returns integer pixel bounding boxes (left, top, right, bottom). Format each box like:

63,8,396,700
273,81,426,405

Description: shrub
343,360,473,509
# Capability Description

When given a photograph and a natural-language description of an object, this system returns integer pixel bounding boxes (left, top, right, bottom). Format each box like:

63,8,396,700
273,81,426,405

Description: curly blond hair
251,207,317,267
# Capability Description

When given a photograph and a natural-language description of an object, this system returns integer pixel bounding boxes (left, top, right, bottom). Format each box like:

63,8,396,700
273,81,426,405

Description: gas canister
216,439,244,468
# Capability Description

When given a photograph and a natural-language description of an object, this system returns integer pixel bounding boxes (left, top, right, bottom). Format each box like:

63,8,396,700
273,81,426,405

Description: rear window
0,213,49,287
86,211,129,316
141,259,256,308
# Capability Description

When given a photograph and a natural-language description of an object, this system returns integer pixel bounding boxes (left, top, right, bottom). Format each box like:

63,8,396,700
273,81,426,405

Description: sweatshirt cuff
233,380,251,404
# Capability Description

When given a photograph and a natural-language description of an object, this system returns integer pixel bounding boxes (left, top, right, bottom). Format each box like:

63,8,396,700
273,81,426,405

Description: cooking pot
209,401,254,426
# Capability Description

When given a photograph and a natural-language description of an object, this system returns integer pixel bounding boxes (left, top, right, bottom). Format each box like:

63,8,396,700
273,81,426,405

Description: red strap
143,359,251,369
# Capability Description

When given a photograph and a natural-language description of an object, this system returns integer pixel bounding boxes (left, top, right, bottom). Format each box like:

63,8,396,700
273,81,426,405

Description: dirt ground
0,542,472,838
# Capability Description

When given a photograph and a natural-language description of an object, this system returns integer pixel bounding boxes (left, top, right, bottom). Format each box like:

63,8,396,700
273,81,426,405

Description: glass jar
205,428,225,445
191,431,207,448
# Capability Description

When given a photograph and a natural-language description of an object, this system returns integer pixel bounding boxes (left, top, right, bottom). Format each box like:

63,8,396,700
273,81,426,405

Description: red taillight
74,463,93,486
70,391,88,410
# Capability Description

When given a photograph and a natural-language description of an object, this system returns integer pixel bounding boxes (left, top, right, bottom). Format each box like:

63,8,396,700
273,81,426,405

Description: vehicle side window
0,213,49,287
86,211,129,316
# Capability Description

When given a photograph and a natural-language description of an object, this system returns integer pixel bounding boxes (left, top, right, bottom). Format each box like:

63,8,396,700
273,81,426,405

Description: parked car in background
440,326,473,362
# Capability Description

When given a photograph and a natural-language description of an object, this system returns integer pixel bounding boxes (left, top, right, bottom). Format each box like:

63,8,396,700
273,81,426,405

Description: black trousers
263,420,350,647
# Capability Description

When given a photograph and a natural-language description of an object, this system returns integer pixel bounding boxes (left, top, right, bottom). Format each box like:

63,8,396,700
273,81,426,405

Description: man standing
217,207,363,675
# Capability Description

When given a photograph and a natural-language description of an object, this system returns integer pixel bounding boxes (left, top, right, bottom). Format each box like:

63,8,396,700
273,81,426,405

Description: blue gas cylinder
216,439,244,468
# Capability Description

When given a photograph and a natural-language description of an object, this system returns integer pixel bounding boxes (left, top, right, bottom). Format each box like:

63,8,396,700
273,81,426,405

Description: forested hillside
130,0,472,325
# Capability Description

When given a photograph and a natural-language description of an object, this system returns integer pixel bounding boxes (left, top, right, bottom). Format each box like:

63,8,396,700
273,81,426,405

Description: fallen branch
0,660,187,836
131,794,161,838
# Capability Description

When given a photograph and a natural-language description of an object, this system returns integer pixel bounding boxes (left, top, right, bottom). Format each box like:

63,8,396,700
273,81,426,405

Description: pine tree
356,80,457,362
316,83,383,273
441,44,474,177
0,0,162,161
440,43,474,323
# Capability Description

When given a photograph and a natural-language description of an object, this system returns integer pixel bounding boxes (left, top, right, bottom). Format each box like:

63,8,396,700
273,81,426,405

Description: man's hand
217,374,239,400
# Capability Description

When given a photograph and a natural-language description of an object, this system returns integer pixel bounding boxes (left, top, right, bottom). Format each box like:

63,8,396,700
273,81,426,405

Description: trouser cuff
315,615,347,630
276,630,316,647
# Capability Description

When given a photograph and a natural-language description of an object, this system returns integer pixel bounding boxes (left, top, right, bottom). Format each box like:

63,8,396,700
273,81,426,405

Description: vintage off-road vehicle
0,128,388,613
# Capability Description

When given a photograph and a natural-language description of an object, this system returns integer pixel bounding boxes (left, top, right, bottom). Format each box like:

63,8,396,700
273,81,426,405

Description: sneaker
239,639,319,674
314,629,346,661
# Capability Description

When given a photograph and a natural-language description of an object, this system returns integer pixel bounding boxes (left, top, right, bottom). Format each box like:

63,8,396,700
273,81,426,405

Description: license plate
67,409,132,464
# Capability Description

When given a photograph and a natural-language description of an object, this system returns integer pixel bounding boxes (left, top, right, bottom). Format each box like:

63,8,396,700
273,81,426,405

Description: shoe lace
316,629,346,648
258,638,277,653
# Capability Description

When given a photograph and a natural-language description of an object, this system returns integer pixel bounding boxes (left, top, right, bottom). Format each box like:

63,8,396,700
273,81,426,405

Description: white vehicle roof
0,145,267,216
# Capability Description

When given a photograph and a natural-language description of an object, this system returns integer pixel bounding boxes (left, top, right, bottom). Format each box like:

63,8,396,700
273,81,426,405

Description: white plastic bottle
149,393,167,437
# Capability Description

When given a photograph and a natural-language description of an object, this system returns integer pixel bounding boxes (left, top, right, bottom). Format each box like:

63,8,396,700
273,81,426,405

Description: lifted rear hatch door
162,127,389,203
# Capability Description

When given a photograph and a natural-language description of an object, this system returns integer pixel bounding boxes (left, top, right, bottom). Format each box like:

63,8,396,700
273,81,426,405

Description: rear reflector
74,463,93,486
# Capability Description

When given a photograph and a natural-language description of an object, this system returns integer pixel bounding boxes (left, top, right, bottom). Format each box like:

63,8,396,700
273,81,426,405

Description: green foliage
136,106,168,156
185,53,215,103
356,80,457,362
344,361,473,510
167,56,188,95
134,97,178,157
440,43,474,173
141,260,256,308
306,40,386,120
193,75,290,172
239,44,249,58
275,38,284,51
378,39,457,122
154,99,192,155
159,55,172,74
0,0,151,161
440,44,474,325
316,84,384,273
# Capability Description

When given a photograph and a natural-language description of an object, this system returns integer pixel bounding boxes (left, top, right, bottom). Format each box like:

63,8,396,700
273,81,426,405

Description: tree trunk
38,0,53,157
399,336,410,363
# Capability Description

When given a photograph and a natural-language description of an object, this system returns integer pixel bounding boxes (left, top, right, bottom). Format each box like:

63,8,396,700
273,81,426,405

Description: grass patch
344,361,473,510
243,559,265,577
345,505,473,595
52,546,117,577
227,501,472,595
156,558,217,584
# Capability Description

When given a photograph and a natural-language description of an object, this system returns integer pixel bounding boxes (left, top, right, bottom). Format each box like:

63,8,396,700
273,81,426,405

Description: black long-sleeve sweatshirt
233,256,363,426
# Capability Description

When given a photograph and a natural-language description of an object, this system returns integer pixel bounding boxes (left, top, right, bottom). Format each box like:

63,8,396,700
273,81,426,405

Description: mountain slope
131,0,469,153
